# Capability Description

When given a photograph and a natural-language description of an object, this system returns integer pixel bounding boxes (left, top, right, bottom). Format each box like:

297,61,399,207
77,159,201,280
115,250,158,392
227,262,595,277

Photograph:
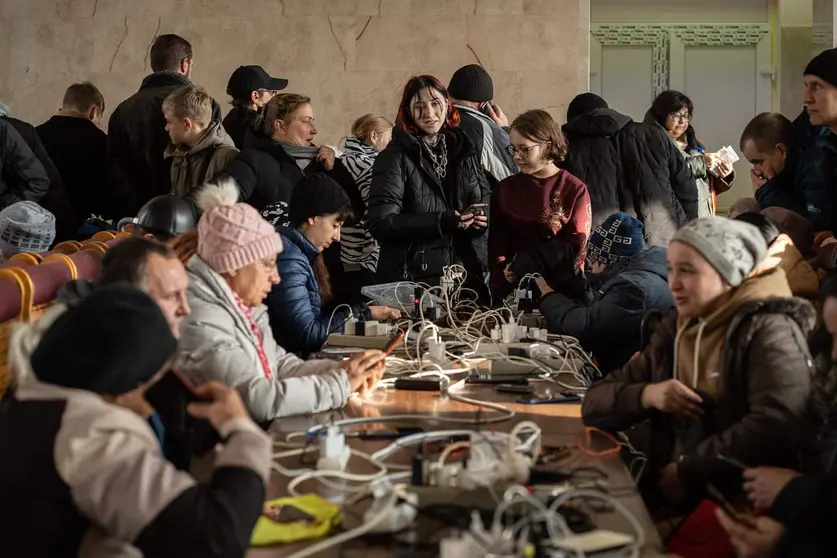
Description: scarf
280,142,320,171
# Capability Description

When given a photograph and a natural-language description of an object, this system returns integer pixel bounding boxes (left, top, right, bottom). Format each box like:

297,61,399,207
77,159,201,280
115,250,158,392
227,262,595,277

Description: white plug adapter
316,426,350,471
363,484,418,533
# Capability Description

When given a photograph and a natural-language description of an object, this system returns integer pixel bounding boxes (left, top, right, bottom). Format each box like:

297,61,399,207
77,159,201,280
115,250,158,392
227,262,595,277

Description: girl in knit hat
265,173,400,356
582,217,818,516
176,178,386,422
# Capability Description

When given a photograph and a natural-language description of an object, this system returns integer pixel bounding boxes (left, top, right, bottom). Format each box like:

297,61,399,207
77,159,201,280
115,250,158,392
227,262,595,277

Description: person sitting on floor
734,211,820,300
265,173,400,356
536,212,674,374
0,285,271,558
582,218,817,513
176,178,386,423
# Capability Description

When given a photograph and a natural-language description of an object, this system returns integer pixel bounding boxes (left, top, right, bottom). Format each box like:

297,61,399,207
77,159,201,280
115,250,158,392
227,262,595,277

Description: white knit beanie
0,201,56,255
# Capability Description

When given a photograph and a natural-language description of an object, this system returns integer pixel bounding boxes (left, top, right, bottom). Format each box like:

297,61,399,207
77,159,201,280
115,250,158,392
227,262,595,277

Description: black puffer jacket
222,106,259,150
562,108,697,246
220,130,362,216
2,116,75,241
107,72,221,216
0,118,49,208
367,127,490,284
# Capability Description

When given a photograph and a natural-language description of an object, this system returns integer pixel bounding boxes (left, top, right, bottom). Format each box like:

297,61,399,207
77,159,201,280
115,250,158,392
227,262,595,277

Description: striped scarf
339,138,380,272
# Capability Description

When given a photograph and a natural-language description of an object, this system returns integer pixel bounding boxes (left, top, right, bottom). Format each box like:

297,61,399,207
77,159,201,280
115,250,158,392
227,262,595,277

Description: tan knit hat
194,178,282,273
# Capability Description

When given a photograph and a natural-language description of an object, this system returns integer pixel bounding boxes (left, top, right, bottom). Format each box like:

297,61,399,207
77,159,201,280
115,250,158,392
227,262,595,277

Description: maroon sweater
489,170,592,293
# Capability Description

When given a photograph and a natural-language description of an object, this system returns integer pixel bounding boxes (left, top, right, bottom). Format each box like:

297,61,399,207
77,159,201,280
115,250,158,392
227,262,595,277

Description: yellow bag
250,494,341,547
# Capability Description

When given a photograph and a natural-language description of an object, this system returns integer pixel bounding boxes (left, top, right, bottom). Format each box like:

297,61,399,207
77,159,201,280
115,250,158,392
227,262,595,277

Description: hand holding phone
341,350,387,393
707,484,757,528
463,203,488,217
185,381,251,431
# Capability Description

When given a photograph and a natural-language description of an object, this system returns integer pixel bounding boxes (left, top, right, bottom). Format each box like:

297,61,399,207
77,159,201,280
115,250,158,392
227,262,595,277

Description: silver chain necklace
423,134,447,179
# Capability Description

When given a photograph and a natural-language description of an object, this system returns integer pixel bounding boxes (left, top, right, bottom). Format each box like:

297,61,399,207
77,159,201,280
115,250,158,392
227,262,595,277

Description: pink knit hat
194,179,282,273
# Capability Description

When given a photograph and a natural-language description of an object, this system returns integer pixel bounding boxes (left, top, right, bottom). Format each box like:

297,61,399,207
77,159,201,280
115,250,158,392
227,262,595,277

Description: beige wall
0,0,590,145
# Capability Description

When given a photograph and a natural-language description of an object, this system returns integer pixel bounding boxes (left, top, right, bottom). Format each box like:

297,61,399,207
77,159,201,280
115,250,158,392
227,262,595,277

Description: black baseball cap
226,65,289,98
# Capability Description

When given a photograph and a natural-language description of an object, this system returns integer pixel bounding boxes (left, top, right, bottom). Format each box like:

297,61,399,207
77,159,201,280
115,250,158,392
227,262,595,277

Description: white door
590,24,773,208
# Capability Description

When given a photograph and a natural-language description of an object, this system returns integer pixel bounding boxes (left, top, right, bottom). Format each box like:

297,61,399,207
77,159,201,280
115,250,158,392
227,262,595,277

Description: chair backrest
51,240,83,254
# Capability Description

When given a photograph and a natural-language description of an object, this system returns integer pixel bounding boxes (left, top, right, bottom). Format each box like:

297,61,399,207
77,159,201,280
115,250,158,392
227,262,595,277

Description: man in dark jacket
107,34,220,216
222,65,288,149
802,48,837,234
37,82,110,229
741,110,830,222
561,93,698,246
536,213,673,374
448,65,518,189
1,107,74,240
0,117,49,209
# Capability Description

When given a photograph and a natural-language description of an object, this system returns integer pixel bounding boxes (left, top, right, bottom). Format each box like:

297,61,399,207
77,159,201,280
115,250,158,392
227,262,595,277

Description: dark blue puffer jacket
266,227,369,356
792,109,837,233
538,246,674,374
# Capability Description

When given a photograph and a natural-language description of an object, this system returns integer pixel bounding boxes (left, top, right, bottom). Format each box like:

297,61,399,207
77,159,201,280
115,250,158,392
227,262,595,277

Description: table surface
248,382,665,557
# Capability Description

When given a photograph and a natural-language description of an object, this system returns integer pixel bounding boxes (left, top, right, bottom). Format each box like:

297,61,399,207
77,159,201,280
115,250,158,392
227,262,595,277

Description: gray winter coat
178,255,351,423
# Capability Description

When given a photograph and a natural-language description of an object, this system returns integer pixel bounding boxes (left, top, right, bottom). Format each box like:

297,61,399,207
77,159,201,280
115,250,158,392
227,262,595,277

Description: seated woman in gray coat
177,178,386,423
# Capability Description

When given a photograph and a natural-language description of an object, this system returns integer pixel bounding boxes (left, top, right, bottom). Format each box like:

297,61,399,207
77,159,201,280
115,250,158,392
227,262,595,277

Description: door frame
590,23,772,113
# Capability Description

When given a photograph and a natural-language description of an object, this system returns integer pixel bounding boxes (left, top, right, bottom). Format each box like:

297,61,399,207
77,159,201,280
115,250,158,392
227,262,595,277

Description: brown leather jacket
582,293,818,494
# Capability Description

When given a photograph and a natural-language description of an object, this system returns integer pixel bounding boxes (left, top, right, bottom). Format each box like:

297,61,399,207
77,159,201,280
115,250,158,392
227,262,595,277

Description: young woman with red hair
367,75,490,296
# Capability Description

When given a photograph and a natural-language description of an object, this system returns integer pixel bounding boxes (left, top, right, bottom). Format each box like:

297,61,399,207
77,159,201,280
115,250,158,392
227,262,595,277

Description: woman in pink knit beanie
176,179,385,422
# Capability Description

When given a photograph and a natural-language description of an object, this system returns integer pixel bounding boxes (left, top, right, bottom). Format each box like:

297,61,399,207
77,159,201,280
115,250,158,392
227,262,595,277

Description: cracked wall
0,0,589,144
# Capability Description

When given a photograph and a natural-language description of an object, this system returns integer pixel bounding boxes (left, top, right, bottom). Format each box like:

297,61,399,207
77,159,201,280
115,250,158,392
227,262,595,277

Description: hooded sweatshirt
165,120,238,198
674,268,792,398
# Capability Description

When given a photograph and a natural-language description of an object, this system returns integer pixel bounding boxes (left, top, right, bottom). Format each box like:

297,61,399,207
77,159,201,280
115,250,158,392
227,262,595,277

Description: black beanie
31,285,177,395
288,173,352,227
804,48,837,87
448,64,494,103
566,93,609,123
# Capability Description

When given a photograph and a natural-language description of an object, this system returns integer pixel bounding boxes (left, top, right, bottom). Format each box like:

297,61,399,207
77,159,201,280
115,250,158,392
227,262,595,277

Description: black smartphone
717,454,749,470
515,393,582,405
479,101,490,114
495,383,535,394
706,484,756,527
394,378,442,391
466,374,530,385
464,203,488,217
170,369,205,403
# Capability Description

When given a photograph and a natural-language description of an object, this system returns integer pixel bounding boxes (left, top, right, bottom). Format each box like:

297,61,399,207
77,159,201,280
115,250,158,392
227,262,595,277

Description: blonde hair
258,93,311,136
351,114,393,143
162,85,213,128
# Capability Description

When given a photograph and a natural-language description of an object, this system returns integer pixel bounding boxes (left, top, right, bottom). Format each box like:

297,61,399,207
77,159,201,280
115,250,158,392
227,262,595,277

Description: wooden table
249,383,664,557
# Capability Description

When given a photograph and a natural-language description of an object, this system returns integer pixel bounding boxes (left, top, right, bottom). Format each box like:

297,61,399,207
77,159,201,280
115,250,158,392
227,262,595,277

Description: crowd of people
1,31,837,557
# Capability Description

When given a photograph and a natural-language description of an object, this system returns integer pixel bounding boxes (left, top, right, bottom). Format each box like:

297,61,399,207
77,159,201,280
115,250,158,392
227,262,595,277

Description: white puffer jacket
178,255,351,422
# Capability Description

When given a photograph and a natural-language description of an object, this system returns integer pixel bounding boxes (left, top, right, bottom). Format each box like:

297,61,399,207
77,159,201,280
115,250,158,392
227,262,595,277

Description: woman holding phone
488,109,592,300
367,75,491,299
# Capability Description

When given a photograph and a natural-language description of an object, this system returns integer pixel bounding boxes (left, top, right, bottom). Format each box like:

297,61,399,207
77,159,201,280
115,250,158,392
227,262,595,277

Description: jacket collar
186,255,269,344
455,104,500,129
139,71,192,91
278,226,319,262
164,120,235,158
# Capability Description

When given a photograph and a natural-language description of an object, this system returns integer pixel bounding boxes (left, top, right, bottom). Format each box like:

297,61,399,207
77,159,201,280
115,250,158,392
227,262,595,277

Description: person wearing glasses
645,90,734,217
488,109,592,300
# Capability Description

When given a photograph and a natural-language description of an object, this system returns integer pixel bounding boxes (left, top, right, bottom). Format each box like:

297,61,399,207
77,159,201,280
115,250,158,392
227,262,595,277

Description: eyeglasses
507,143,543,156
670,112,691,122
